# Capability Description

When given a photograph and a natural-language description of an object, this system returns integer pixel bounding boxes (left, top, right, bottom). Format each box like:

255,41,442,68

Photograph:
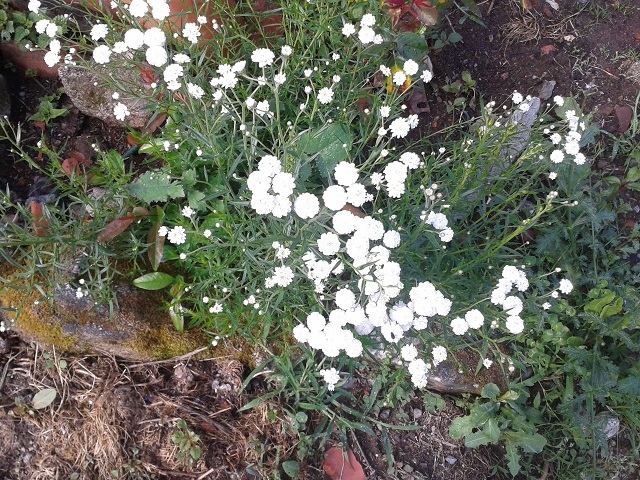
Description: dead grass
499,2,581,46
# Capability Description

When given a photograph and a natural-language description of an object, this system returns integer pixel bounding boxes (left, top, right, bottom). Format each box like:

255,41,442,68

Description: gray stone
426,348,515,395
1,272,208,361
595,412,620,440
0,74,10,119
59,64,153,129
624,61,640,84
537,80,556,101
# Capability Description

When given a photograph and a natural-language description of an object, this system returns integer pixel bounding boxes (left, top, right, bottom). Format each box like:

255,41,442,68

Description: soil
1,0,640,479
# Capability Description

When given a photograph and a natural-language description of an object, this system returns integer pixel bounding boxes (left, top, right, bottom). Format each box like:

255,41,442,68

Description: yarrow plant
3,0,639,477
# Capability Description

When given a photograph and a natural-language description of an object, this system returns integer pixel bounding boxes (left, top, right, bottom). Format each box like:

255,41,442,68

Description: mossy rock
0,264,209,361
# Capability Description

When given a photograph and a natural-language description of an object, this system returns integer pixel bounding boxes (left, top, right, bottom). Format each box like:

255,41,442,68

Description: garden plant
1,0,639,477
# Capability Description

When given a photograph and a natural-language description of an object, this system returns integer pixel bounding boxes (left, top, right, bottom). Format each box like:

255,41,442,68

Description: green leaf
395,32,429,61
127,170,185,204
133,272,175,290
464,431,492,448
282,460,300,478
449,415,474,439
484,418,500,443
507,431,547,453
300,123,350,179
448,32,463,44
505,440,521,477
32,388,57,409
481,383,500,401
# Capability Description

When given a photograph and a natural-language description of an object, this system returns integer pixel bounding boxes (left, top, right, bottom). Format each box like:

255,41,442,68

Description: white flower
128,0,148,17
320,368,341,391
384,161,407,184
294,193,320,219
403,59,419,76
28,0,40,12
505,315,524,334
113,103,130,121
342,23,356,37
358,26,375,44
573,153,586,165
317,232,341,256
382,230,401,248
360,13,376,27
553,95,564,106
182,22,201,43
163,63,184,83
380,105,391,118
181,206,194,217
124,29,145,49
146,46,167,67
334,161,359,187
251,48,275,68
464,309,484,329
408,359,429,388
388,117,411,138
565,141,580,156
203,229,212,238
247,170,272,193
293,323,311,343
421,70,433,83
90,23,109,41
271,172,295,196
306,312,326,332
35,19,50,34
318,87,334,105
144,27,166,47
399,152,420,169
335,288,356,310
167,226,187,245
272,265,294,287
512,91,523,104
187,83,204,99
401,345,418,362
332,210,359,235
393,71,407,86
558,279,573,294
346,183,368,207
550,149,564,163
92,45,112,64
503,296,523,316
450,317,469,335
271,195,292,218
255,100,271,116
483,358,493,369
273,73,286,85
439,228,454,243
550,132,562,144
380,65,391,76
323,185,347,211
151,0,170,20
542,302,551,310
281,45,292,56
158,226,168,236
432,345,447,366
258,155,281,177
425,211,448,230
113,42,128,53
210,302,223,313
43,51,60,68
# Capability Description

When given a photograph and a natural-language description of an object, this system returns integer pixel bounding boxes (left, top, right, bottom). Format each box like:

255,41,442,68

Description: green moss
1,261,210,361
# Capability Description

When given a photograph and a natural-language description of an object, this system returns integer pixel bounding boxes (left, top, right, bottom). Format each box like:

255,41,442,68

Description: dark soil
1,0,639,479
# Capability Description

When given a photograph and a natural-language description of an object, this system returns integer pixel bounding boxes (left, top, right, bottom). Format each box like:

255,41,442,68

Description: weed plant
1,0,639,477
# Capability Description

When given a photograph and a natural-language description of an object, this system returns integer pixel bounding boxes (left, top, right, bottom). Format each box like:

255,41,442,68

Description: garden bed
1,0,640,479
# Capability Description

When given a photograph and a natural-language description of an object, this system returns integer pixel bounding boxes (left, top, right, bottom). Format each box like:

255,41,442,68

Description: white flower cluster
489,265,530,334
246,155,297,218
293,311,364,358
210,61,245,90
341,13,383,46
420,210,454,243
548,105,587,166
319,367,341,391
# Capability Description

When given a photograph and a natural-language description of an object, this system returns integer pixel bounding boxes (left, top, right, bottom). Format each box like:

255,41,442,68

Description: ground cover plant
1,0,640,478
